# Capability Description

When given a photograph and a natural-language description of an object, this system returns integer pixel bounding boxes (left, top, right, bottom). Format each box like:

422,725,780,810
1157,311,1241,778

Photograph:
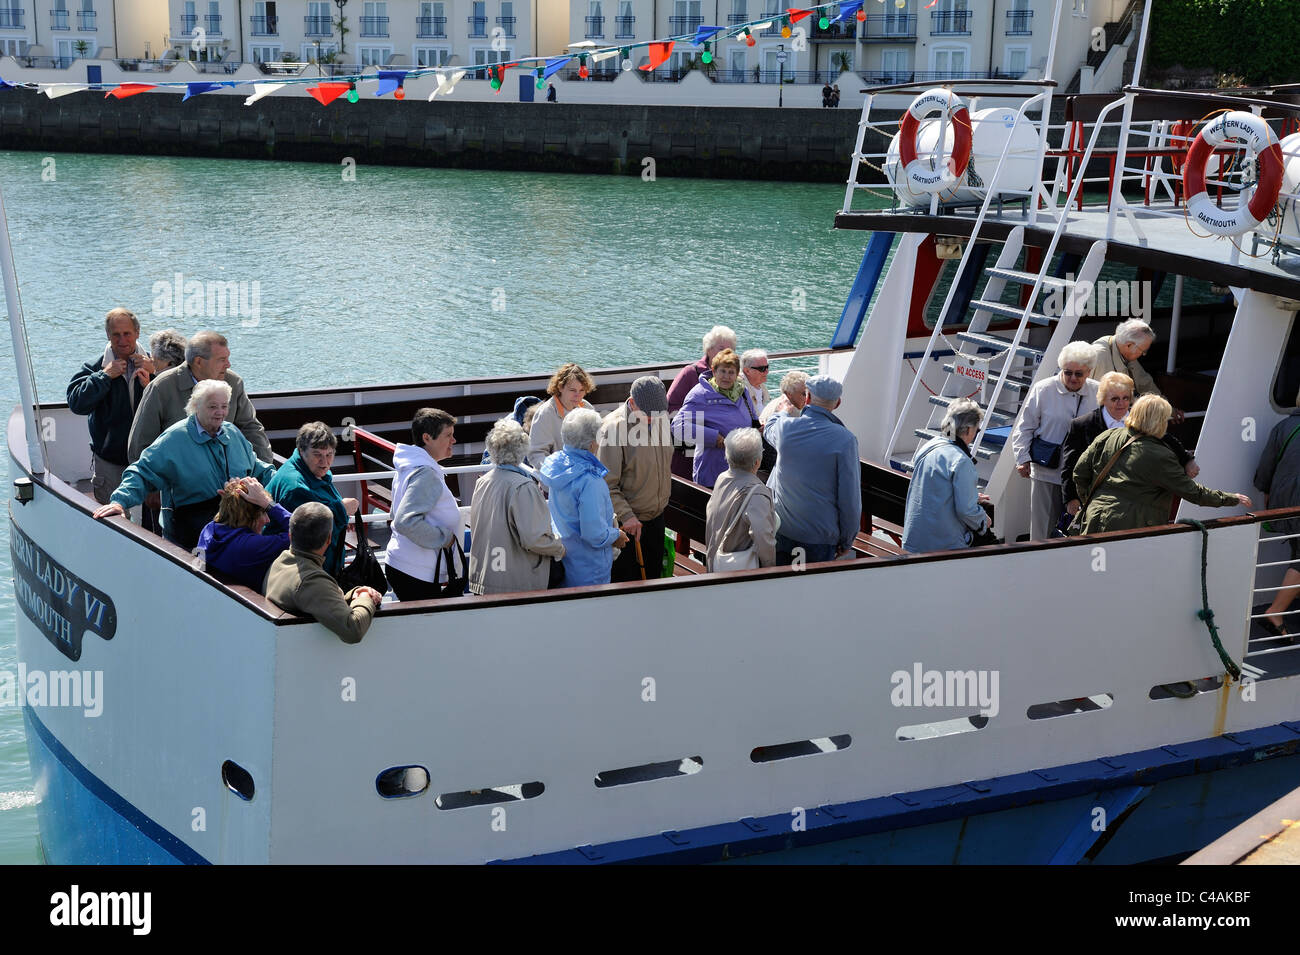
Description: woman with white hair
1010,340,1101,540
902,398,992,554
469,418,566,596
740,348,770,412
760,370,810,425
539,408,629,587
92,378,277,550
705,429,776,571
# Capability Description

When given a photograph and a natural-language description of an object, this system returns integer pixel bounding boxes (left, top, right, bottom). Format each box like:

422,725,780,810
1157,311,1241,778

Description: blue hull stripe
497,721,1300,864
24,706,210,865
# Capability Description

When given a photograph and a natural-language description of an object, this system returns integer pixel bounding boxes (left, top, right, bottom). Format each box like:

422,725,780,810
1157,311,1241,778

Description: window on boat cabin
250,44,281,63
1003,45,1028,78
414,46,450,67
931,46,967,79
359,45,392,66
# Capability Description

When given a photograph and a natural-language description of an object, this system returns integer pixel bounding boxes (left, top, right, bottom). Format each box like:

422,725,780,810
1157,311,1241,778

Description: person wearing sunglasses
740,349,771,413
1010,341,1101,540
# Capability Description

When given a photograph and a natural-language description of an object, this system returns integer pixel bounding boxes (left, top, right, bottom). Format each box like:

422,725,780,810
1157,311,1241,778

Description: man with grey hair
67,307,156,503
265,502,382,644
1092,319,1183,423
148,329,187,374
598,375,674,582
128,329,272,464
668,325,737,478
760,370,809,425
1011,340,1100,540
763,375,861,564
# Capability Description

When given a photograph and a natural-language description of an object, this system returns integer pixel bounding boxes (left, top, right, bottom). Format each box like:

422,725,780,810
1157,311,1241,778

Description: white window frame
472,46,513,66
930,44,969,77
413,45,450,66
1003,43,1029,77
250,44,282,63
881,47,910,80
726,47,745,81
301,41,339,61
358,45,392,66
758,42,794,82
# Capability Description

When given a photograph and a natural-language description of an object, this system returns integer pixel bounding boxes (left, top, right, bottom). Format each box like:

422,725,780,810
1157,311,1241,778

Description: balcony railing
203,13,218,35
417,15,445,37
468,15,486,37
80,10,97,31
495,15,515,36
250,15,277,36
810,20,855,41
861,14,915,41
180,13,196,34
0,9,24,30
304,15,331,36
50,9,68,30
727,13,747,25
584,15,603,37
759,13,781,36
860,68,1000,85
930,10,971,35
360,15,388,36
1005,9,1032,35
669,15,702,35
615,14,634,37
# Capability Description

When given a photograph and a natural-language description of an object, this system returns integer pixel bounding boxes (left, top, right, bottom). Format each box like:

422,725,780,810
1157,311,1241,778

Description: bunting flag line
375,71,407,97
106,83,156,99
42,84,86,99
183,81,224,101
307,82,351,106
543,56,571,80
244,82,285,105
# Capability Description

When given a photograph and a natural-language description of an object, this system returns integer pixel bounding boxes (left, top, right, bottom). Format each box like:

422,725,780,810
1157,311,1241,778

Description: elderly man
598,376,674,582
67,308,156,504
148,329,187,374
128,330,272,464
264,502,383,644
668,325,737,479
1092,318,1184,424
763,375,861,565
760,370,810,425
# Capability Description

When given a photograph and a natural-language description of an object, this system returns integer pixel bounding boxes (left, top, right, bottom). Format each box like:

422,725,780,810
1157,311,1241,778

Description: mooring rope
1177,518,1242,681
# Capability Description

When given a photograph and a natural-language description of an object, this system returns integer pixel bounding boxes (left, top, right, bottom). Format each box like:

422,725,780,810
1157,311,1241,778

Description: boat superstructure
9,0,1300,864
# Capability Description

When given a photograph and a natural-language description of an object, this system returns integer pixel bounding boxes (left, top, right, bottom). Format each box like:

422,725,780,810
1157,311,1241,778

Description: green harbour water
0,149,874,864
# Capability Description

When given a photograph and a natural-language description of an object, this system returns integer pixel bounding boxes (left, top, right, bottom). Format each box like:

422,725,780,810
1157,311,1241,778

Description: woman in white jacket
384,408,464,601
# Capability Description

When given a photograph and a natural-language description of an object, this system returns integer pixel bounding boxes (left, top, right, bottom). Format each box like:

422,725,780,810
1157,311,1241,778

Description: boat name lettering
10,522,116,661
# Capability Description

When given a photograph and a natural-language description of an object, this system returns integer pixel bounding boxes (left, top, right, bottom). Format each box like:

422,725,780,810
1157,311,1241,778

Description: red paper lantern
579,65,589,78
394,86,406,99
745,33,756,46
856,8,866,21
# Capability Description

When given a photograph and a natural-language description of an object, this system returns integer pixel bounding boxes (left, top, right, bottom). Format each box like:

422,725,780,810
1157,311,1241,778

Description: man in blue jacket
763,375,861,565
67,308,155,503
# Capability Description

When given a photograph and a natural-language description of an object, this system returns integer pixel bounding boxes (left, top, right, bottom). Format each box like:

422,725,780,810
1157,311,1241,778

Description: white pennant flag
42,84,86,99
428,70,466,100
244,82,286,105
592,50,618,63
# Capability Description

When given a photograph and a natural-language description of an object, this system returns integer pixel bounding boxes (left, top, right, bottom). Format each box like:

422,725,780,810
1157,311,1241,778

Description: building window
473,46,513,65
418,1,446,37
414,46,450,66
1003,45,1028,77
359,46,392,66
302,42,339,61
931,45,968,78
250,45,283,63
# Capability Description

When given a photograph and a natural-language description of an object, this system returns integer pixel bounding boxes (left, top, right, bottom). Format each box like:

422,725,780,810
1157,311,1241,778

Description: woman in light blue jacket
902,399,991,554
540,408,629,587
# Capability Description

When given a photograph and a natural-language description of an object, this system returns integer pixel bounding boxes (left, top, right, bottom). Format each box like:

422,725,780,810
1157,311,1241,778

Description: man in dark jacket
67,308,155,504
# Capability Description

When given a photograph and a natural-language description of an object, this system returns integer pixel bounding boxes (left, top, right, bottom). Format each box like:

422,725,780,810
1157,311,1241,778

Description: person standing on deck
1253,391,1300,642
667,325,736,479
763,375,861,564
527,363,596,469
1092,319,1185,423
67,307,155,504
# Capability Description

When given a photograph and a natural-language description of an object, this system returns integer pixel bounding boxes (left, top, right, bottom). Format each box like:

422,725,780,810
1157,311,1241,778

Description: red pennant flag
639,41,675,72
786,8,814,22
307,82,351,106
105,83,156,99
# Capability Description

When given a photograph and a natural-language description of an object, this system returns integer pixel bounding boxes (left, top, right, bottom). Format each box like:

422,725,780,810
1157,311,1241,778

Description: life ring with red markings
898,88,972,195
1182,110,1284,237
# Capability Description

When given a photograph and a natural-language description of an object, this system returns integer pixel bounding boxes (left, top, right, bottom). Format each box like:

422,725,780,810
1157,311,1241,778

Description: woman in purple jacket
197,477,292,592
672,349,760,488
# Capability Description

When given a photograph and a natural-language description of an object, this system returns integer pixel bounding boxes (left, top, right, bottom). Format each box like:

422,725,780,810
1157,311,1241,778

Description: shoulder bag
714,483,764,571
432,536,468,598
1068,435,1138,535
337,510,389,594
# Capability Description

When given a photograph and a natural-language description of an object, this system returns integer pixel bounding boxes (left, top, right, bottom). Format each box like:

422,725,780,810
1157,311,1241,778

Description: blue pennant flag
692,25,723,45
543,56,571,79
835,0,864,22
375,70,407,96
0,78,15,89
183,81,224,101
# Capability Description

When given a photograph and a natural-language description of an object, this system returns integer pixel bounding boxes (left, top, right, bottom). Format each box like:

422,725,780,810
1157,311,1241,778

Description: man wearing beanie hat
763,375,861,564
597,375,675,582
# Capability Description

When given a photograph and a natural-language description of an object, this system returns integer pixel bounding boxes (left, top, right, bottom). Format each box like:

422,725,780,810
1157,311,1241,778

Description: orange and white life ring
898,88,972,194
1182,111,1284,236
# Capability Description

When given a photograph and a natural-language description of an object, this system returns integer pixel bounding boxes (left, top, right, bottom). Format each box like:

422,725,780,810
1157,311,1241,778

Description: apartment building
0,1,167,61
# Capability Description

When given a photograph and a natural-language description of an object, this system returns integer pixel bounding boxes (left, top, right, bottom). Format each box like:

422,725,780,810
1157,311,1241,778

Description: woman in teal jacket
267,422,359,577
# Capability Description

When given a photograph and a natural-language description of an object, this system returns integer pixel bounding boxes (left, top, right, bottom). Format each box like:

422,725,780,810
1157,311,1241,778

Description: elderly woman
705,429,776,572
669,325,738,478
196,477,291,592
740,349,770,412
760,370,809,425
902,398,991,554
1073,395,1250,535
1010,341,1101,540
382,408,464,601
93,379,276,550
470,418,566,595
149,329,187,374
672,348,761,489
527,363,596,468
266,422,359,578
540,408,629,587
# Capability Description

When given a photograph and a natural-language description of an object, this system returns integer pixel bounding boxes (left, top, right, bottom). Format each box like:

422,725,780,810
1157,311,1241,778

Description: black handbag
1029,436,1062,468
432,536,468,598
337,511,388,595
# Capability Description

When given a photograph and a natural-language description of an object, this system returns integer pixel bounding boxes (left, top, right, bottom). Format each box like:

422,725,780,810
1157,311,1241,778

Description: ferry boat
9,1,1300,864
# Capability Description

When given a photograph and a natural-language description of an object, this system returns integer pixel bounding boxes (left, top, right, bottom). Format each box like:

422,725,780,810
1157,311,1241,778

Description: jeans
775,533,837,566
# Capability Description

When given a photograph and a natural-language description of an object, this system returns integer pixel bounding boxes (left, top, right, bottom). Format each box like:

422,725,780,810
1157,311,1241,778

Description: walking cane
634,536,646,581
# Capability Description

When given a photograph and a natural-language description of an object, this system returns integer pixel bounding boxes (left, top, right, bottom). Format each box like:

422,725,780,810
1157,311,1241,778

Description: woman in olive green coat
1073,395,1251,534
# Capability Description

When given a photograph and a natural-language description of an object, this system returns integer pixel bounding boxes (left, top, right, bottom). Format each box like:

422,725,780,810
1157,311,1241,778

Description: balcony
615,14,634,38
250,15,277,36
0,9,23,30
669,15,702,35
417,15,445,37
727,13,747,25
180,13,196,34
360,16,388,37
1005,9,1032,35
468,15,486,37
80,10,97,31
861,68,999,85
495,15,515,37
861,14,915,41
50,9,67,30
759,12,781,36
930,10,971,35
304,15,331,36
584,15,603,38
810,20,856,42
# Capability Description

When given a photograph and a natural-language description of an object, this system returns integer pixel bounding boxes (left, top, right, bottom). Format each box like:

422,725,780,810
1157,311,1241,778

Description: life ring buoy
898,88,972,195
1182,111,1284,236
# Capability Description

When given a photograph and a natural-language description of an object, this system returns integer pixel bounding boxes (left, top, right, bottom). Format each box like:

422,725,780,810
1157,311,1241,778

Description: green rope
1178,518,1242,681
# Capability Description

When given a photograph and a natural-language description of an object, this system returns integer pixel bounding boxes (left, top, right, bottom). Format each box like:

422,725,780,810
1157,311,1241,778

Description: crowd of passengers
72,313,1287,644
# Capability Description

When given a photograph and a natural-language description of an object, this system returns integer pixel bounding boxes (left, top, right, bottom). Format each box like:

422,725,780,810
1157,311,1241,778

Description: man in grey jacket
127,330,272,464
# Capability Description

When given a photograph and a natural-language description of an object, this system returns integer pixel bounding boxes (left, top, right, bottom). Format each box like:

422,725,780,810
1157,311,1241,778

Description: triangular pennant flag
428,70,467,99
639,41,674,72
307,82,351,106
491,63,510,94
835,0,864,21
106,83,156,99
692,25,723,45
375,70,406,97
592,49,619,63
543,56,571,79
0,78,15,89
42,83,86,99
183,81,222,101
244,82,285,105
786,8,814,23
